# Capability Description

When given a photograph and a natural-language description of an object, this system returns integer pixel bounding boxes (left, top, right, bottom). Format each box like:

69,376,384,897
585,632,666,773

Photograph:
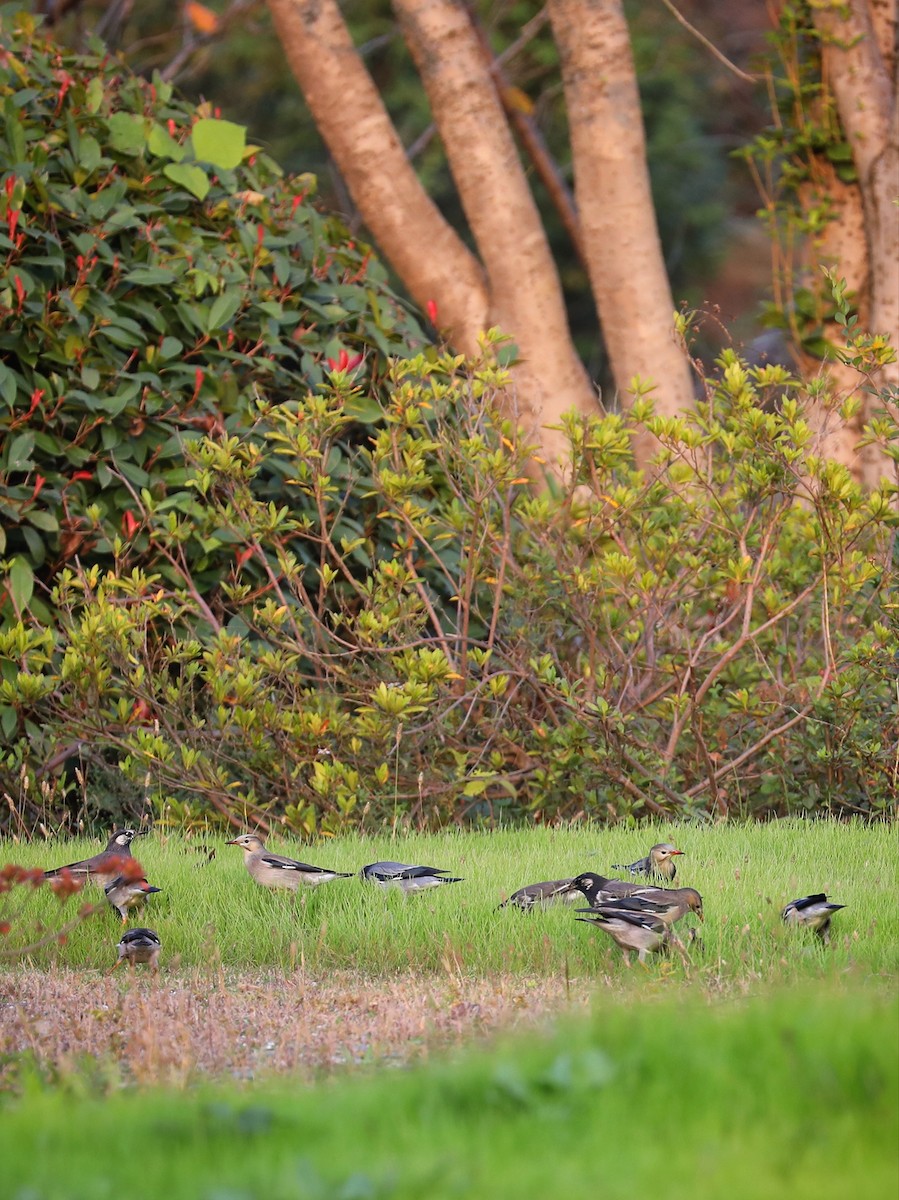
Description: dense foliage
0,12,430,623
2,330,895,831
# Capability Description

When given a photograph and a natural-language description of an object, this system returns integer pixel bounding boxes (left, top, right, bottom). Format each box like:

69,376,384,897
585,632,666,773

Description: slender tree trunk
268,0,599,474
392,0,599,472
548,0,695,462
800,0,898,486
266,0,488,351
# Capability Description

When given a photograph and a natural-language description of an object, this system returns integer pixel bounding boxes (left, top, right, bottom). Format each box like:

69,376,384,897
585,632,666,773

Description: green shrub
0,337,895,831
0,11,430,622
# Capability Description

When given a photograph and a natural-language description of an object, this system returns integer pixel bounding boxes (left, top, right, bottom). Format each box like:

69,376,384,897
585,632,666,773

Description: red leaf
122,510,139,537
426,299,438,324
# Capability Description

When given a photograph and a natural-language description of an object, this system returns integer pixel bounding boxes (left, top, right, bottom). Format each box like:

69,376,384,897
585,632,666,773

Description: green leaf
81,366,100,390
125,266,178,286
0,707,16,739
8,557,34,610
148,123,186,162
191,118,246,170
164,162,210,200
5,431,34,470
0,362,19,407
107,112,146,156
204,289,243,333
74,134,102,176
85,75,104,114
25,510,59,533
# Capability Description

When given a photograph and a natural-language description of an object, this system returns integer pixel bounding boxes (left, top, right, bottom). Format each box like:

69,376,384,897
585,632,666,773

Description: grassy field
2,819,896,979
0,983,895,1200
2,821,896,1199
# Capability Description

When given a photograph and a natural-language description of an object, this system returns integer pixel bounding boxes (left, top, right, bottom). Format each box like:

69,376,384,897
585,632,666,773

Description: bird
498,879,580,911
43,828,147,888
782,893,846,940
111,927,161,972
226,833,353,891
104,874,162,924
581,888,703,927
360,862,464,891
612,843,684,882
557,871,648,905
575,903,671,965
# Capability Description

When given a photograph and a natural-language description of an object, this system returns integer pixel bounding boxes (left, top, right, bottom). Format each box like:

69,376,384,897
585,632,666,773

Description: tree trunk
548,0,696,462
267,0,599,474
266,0,488,351
802,0,898,486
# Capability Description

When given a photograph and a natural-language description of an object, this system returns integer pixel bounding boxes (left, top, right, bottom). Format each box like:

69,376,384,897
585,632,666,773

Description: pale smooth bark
392,0,598,470
547,0,695,457
266,0,488,350
267,0,599,474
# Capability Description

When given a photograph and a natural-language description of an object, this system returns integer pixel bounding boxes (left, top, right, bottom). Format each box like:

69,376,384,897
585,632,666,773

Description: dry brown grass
0,967,586,1088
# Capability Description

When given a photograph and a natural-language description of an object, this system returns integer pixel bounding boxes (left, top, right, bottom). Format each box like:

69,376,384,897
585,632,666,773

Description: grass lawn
0,983,895,1200
1,820,896,1199
2,819,895,977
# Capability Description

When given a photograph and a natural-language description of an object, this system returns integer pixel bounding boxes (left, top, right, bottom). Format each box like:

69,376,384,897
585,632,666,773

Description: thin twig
657,0,759,83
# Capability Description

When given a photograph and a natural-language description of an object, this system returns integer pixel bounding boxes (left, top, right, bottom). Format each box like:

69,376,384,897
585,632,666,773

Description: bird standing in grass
360,862,463,891
575,903,671,965
612,843,684,882
111,927,161,972
498,879,579,911
43,828,147,888
584,887,704,927
782,894,846,941
557,871,648,905
104,874,162,924
227,834,353,891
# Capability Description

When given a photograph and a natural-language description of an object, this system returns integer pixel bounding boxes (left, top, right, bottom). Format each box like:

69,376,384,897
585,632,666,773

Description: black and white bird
575,902,671,965
112,927,161,972
226,834,352,891
612,843,684,883
557,871,648,905
782,893,846,940
43,828,147,888
104,874,162,924
360,862,463,891
498,879,579,911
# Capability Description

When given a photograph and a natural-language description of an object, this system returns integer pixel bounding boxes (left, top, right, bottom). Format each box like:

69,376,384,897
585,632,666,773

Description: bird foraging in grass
585,888,703,927
360,862,463,891
497,879,579,911
782,894,845,941
226,834,352,891
575,902,672,965
104,874,162,924
43,828,147,888
112,927,161,973
612,843,684,882
557,872,648,905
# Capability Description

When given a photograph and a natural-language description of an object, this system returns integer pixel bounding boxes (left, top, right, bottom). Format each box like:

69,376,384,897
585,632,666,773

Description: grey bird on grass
575,903,672,965
782,893,846,941
584,888,703,927
43,828,147,888
111,927,161,973
559,873,703,925
226,834,353,891
498,879,580,911
612,842,684,883
360,862,464,891
104,874,162,924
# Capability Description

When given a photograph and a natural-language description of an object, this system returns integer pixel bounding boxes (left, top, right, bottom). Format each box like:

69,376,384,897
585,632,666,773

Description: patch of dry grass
0,966,586,1089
